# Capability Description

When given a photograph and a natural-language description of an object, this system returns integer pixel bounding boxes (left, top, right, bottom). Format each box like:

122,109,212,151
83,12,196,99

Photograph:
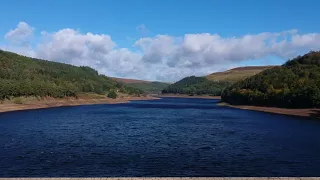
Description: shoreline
160,95,320,118
218,102,320,119
158,94,221,99
0,96,159,114
1,95,319,119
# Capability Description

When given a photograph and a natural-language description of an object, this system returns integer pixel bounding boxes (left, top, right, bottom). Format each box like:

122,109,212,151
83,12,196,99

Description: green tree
107,91,117,99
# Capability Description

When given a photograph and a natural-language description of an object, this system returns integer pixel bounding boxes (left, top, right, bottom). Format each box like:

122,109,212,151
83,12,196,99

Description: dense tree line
126,82,169,94
0,50,143,100
162,76,231,96
222,51,320,108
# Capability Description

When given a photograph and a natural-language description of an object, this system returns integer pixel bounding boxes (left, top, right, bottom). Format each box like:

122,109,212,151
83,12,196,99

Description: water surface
0,97,320,177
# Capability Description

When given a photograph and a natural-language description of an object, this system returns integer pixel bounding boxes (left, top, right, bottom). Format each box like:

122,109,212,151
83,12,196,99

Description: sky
1,0,320,82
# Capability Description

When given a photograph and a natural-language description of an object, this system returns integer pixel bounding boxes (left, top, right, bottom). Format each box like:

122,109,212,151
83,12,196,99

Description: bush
13,97,24,104
107,91,117,99
36,96,42,101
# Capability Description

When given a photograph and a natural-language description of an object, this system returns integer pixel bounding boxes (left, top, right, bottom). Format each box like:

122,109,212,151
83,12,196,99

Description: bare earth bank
218,102,320,119
0,96,159,113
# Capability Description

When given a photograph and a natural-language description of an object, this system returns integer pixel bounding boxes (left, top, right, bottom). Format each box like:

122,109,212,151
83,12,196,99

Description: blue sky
1,0,320,81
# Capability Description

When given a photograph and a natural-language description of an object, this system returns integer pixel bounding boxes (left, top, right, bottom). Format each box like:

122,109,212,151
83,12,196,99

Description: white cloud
37,28,116,66
139,31,320,70
3,22,36,57
5,22,34,46
2,22,320,82
135,35,177,63
98,48,144,78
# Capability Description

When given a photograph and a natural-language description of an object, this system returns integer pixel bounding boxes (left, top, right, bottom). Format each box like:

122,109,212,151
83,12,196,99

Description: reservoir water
0,97,320,177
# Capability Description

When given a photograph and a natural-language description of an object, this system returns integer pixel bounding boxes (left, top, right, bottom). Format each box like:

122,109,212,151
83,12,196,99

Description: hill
125,82,170,94
112,77,170,94
0,50,143,100
162,76,231,96
222,51,320,108
206,66,276,83
161,66,275,97
112,77,150,84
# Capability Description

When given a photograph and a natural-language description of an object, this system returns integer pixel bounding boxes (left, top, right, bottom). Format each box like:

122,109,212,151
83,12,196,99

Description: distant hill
162,76,231,96
0,50,143,100
222,51,320,108
206,66,276,83
112,77,151,84
112,77,170,94
161,66,275,96
125,82,170,94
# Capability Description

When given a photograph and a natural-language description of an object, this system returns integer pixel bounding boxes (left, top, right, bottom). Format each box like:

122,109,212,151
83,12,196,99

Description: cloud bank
2,22,320,82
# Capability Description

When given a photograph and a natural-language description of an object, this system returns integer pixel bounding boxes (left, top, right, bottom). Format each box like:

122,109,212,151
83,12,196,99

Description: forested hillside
112,77,170,94
222,51,320,108
112,77,150,84
125,82,169,94
162,76,230,96
0,50,143,100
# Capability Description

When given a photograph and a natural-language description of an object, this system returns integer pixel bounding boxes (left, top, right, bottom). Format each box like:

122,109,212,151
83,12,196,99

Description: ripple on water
0,97,320,177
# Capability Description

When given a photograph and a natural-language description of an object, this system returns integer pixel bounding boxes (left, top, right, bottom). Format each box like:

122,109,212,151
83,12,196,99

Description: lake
0,97,320,177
